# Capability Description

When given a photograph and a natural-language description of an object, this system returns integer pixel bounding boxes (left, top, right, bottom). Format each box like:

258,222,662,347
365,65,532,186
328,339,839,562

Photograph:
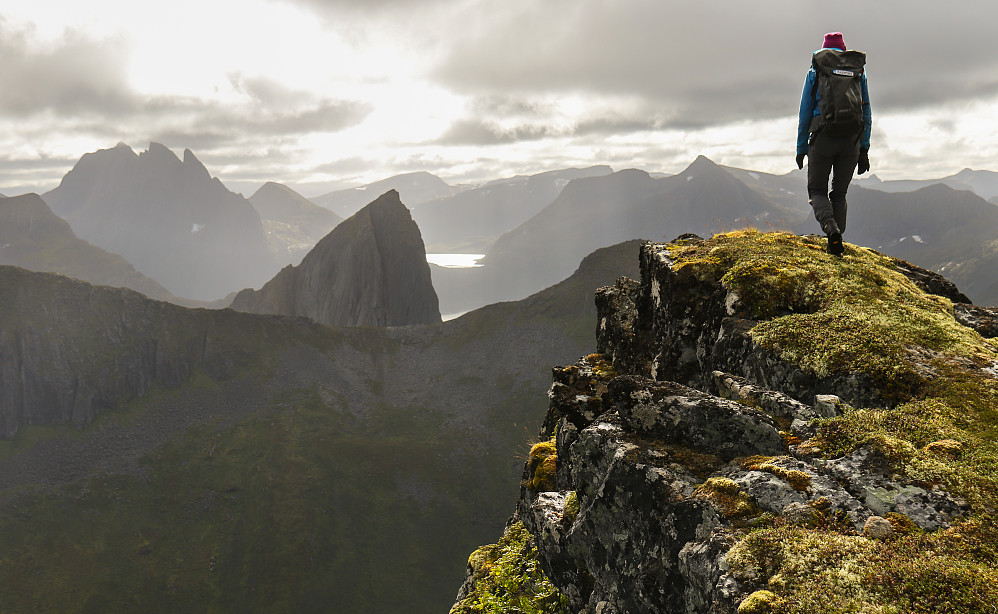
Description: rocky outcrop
455,232,998,613
231,190,441,327
42,142,278,300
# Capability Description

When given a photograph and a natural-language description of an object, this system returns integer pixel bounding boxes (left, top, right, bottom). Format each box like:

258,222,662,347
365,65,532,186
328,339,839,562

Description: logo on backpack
810,49,866,137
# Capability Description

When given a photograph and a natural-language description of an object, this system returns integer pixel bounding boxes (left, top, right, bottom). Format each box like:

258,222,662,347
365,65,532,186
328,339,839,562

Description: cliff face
453,231,998,614
0,265,302,439
231,189,440,327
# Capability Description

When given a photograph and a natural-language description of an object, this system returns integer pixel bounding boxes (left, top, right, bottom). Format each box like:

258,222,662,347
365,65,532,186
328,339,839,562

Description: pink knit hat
823,32,846,49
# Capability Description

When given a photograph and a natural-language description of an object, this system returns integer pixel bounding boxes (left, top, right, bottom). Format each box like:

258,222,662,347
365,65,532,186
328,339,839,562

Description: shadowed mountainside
0,193,186,304
0,237,639,614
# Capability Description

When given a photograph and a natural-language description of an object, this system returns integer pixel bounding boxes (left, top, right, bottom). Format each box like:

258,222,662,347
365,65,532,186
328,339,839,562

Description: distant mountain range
11,141,998,316
433,156,806,314
312,171,460,218
231,190,441,327
41,143,279,301
431,158,998,313
857,167,998,201
411,166,612,252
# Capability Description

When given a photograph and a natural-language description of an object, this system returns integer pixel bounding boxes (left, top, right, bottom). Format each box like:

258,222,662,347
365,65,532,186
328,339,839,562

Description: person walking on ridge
796,31,872,256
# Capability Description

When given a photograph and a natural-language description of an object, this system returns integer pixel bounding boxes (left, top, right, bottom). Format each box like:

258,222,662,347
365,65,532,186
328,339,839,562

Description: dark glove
858,149,870,175
796,153,806,170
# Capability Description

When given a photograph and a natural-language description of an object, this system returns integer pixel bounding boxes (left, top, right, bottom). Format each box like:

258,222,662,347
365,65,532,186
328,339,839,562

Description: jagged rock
812,448,968,530
891,258,972,304
598,240,887,408
607,376,785,461
712,370,827,421
231,190,441,327
456,232,993,614
954,303,998,338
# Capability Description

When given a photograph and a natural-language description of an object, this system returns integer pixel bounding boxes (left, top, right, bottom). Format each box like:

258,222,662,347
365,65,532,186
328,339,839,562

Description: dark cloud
430,1,998,125
0,22,135,117
437,119,554,145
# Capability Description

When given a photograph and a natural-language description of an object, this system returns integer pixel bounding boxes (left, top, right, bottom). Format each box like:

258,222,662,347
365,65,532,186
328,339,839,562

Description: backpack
810,49,866,137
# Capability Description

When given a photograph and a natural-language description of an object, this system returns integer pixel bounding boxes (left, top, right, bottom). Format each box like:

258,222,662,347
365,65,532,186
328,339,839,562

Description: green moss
726,523,998,614
526,438,558,492
740,456,811,492
451,521,569,614
737,590,780,614
584,353,617,380
671,231,998,612
562,491,580,526
693,477,760,519
668,231,993,390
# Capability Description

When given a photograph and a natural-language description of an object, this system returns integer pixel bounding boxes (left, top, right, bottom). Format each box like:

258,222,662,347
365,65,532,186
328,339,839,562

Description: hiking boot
827,231,844,256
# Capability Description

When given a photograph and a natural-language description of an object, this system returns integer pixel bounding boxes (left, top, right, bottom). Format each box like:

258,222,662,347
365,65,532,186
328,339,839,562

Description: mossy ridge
668,230,994,386
450,521,569,614
725,521,998,614
668,231,998,612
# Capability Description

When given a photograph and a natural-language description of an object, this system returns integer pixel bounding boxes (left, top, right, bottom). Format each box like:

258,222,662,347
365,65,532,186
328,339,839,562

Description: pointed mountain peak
251,181,301,200
142,142,181,166
683,155,724,173
232,187,439,327
348,189,409,223
675,155,736,185
369,188,402,207
182,148,211,179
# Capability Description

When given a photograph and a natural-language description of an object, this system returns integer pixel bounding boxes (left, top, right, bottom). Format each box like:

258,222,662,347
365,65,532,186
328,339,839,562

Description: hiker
796,31,872,256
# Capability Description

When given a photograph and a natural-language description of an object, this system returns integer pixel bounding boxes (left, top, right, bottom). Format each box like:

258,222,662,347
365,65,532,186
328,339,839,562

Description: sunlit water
426,254,485,320
425,253,484,268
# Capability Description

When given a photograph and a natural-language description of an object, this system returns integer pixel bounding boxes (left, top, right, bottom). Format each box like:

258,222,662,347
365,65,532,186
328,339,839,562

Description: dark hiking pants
807,133,861,235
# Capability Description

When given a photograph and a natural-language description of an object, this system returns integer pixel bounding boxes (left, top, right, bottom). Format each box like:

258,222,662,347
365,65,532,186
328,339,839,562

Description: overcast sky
2,0,998,197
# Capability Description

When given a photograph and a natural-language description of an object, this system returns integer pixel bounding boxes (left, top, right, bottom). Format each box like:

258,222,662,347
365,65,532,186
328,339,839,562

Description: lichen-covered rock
607,376,785,460
454,231,998,614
